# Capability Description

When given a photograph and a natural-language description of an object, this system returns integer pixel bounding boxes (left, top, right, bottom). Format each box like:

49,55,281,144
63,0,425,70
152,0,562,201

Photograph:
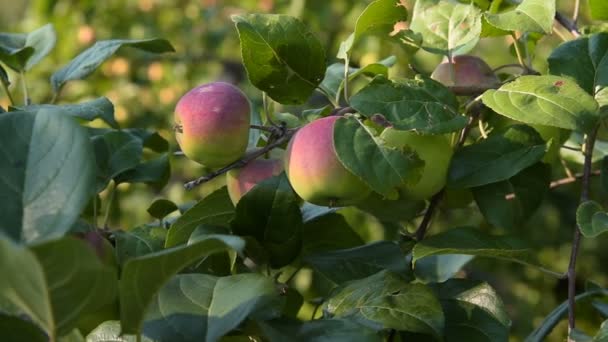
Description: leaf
86,321,152,342
412,226,560,276
0,24,56,71
30,237,118,335
548,33,608,108
431,279,511,341
165,187,235,248
410,0,481,56
333,116,423,197
603,157,608,193
0,313,48,342
0,238,54,337
447,125,547,188
0,63,9,86
304,241,409,285
472,162,551,230
114,225,166,265
143,273,283,342
481,75,600,133
595,320,608,341
590,0,608,20
50,38,174,93
485,0,555,34
258,318,383,342
16,97,118,128
147,199,178,220
119,235,245,334
350,75,467,134
302,213,364,254
355,191,425,222
300,202,338,222
114,153,171,188
525,288,608,342
414,254,473,283
92,130,143,191
232,14,325,105
576,201,608,238
324,270,444,337
0,109,96,244
338,0,409,58
232,174,302,268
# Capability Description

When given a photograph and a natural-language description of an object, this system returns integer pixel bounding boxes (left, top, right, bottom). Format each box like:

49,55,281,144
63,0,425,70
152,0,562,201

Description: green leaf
0,63,9,86
414,254,473,283
577,201,608,238
50,38,174,94
86,321,151,342
232,174,302,268
333,116,423,197
448,125,547,188
30,237,118,335
0,109,96,244
0,24,56,71
119,235,245,334
603,157,608,193
300,202,338,223
258,318,383,342
92,130,143,191
165,187,235,248
302,213,364,254
590,0,608,20
350,75,467,134
0,313,48,342
472,162,551,230
548,33,608,108
147,199,178,220
324,270,444,337
16,97,118,128
304,241,409,285
338,0,409,58
355,191,425,222
413,226,560,276
431,279,511,341
525,288,608,342
485,0,555,34
0,238,53,338
232,14,325,105
594,320,608,341
114,153,171,188
481,75,600,133
410,0,481,56
114,225,166,265
143,273,283,342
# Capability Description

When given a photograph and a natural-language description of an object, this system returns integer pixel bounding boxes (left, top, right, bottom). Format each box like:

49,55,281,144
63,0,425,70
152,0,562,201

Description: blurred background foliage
0,0,606,341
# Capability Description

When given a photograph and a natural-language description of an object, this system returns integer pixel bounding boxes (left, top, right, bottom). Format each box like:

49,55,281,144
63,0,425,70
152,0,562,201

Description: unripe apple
226,158,284,205
284,116,371,206
431,55,500,90
175,82,251,168
381,128,453,200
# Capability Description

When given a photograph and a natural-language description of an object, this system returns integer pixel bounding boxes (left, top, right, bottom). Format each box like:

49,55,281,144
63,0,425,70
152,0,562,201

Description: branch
555,11,581,38
550,170,600,189
567,126,599,337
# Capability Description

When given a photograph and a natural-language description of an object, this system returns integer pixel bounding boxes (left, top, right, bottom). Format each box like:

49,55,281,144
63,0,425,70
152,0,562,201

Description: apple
175,82,251,168
381,128,453,200
284,116,371,206
226,158,284,205
431,55,500,91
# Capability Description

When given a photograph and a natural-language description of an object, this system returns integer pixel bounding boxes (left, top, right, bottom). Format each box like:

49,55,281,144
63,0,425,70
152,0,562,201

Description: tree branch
567,126,599,338
555,11,581,38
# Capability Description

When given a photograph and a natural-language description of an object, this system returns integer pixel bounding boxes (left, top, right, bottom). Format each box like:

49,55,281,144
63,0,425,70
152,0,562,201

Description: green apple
381,128,453,200
284,116,371,206
226,158,284,205
175,82,251,168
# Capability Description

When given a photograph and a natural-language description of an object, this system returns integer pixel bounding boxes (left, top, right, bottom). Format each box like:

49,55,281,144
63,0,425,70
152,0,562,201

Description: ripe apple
284,116,371,206
226,158,284,205
175,82,251,168
431,55,500,91
381,128,453,200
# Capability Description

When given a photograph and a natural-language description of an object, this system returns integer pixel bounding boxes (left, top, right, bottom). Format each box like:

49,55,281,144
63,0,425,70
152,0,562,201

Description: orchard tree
2,0,608,342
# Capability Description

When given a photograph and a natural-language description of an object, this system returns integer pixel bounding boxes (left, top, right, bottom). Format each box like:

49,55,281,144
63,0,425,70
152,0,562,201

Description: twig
184,129,295,190
20,71,29,105
572,0,581,24
415,110,479,240
561,145,581,151
511,33,527,68
250,124,275,133
555,12,581,37
342,57,350,104
550,170,600,189
567,126,599,337
329,106,355,117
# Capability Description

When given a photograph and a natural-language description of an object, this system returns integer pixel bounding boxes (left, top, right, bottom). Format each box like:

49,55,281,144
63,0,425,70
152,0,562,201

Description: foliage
2,1,608,341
